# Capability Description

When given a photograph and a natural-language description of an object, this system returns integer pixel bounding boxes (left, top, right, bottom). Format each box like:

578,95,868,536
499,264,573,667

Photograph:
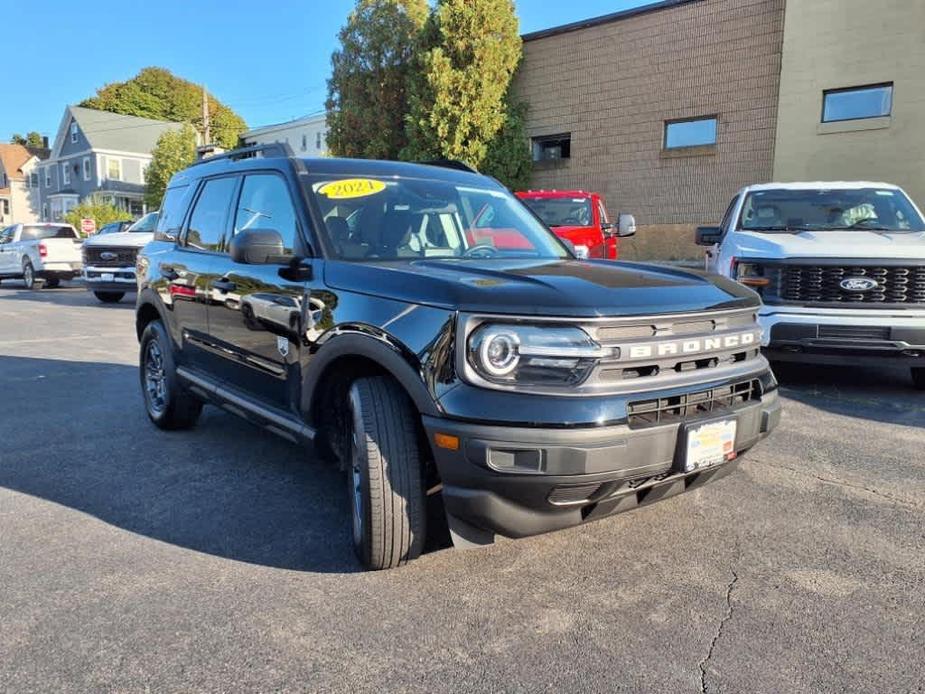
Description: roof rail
190,141,295,167
418,159,479,174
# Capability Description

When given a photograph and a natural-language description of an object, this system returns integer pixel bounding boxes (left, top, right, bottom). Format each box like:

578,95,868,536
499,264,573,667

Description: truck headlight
733,260,770,290
467,324,609,386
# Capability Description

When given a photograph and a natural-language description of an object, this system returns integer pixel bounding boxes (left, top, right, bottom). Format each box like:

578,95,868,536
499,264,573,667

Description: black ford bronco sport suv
135,144,780,570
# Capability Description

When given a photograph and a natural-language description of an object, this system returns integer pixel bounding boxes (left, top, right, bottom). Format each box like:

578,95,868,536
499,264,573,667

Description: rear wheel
347,376,425,570
94,291,125,303
913,368,925,391
139,320,203,430
22,260,37,289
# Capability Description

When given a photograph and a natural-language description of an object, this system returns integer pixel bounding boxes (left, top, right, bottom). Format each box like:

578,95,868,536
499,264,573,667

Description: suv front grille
83,246,138,267
763,263,925,306
626,379,761,429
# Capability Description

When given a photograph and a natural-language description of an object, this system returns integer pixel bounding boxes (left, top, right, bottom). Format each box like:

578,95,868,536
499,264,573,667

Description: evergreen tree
326,0,429,159
403,0,521,170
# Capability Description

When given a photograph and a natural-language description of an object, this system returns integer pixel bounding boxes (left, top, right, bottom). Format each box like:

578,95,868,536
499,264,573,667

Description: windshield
739,188,925,232
128,211,159,233
520,196,593,227
307,175,570,261
20,225,78,240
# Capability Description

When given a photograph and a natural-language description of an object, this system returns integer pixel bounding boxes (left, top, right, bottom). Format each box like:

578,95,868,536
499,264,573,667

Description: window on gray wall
531,134,571,161
822,83,893,123
70,122,78,143
664,117,717,149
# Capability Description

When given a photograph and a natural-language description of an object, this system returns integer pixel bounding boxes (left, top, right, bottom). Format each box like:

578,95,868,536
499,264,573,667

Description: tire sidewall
22,260,34,289
347,384,374,568
139,321,180,425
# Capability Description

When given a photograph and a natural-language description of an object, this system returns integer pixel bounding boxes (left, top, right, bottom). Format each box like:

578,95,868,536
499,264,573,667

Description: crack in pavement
698,570,739,694
750,456,922,511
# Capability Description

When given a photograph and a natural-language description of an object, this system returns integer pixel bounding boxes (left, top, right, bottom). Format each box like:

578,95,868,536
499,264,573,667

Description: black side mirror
695,226,723,246
229,228,286,264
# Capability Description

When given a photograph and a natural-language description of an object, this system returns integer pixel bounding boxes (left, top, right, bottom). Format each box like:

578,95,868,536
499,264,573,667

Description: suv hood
83,231,154,249
325,258,757,317
731,230,925,260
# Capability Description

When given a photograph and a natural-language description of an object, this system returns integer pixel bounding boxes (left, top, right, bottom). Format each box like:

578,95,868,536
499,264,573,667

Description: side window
0,227,12,244
184,177,237,252
233,174,298,255
155,185,191,238
598,201,609,224
719,195,739,232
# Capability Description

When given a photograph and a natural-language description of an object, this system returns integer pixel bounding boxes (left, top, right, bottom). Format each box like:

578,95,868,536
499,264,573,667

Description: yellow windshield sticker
318,178,386,199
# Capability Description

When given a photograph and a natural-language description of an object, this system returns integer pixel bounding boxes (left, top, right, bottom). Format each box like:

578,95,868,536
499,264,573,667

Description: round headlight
476,328,520,377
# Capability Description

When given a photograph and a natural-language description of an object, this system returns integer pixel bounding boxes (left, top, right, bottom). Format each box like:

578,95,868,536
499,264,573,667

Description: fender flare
301,331,441,420
135,287,170,341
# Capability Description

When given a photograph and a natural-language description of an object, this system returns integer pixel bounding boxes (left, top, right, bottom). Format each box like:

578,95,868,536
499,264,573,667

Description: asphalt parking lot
1,282,923,693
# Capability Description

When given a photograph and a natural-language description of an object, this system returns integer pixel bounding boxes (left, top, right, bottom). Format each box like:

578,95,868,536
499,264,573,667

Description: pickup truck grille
763,263,925,306
83,246,138,267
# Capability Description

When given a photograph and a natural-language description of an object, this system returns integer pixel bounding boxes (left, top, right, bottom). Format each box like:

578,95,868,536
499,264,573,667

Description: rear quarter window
155,185,191,239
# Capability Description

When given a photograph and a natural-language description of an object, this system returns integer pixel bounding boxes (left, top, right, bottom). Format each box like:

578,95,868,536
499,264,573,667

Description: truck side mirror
617,213,636,237
695,226,723,246
229,228,287,264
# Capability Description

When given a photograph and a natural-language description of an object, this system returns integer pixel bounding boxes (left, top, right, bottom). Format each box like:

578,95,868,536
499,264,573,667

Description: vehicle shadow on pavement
0,284,135,309
773,362,925,428
0,355,366,573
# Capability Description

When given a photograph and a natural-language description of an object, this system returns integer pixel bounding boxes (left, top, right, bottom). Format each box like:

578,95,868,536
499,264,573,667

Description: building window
1,199,9,216
70,121,78,143
301,134,308,151
62,162,70,185
107,158,122,181
531,133,571,161
45,168,51,187
82,157,91,181
664,117,718,149
822,83,893,123
30,172,39,188
42,203,48,220
316,132,323,150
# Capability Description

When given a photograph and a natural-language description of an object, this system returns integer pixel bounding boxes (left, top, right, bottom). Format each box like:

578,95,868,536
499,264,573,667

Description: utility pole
201,85,211,145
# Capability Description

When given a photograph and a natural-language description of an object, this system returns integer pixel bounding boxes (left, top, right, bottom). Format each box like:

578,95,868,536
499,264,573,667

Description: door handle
161,264,179,280
213,278,236,293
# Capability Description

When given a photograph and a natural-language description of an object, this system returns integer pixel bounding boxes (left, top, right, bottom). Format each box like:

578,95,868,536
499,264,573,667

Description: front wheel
139,320,203,430
347,376,426,570
94,291,125,303
913,368,925,391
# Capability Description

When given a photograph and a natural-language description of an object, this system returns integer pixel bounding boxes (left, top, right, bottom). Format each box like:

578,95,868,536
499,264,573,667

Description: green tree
144,124,198,209
10,132,45,148
64,194,132,234
326,0,429,159
481,91,531,190
403,0,521,169
80,67,246,149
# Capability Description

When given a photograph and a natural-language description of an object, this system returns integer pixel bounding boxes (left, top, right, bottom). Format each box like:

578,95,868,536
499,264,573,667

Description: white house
241,112,327,156
0,144,44,226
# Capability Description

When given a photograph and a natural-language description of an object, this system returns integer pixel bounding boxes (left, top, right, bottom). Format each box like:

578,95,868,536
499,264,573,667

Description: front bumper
760,305,925,366
423,387,780,544
84,265,137,292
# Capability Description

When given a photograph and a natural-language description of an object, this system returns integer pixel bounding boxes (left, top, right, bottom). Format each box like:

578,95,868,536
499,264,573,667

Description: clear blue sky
3,0,651,141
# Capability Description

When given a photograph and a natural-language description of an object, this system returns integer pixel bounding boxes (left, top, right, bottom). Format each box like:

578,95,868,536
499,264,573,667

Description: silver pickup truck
0,223,83,289
81,211,158,303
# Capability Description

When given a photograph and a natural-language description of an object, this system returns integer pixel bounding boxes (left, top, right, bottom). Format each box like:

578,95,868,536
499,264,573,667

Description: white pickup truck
697,181,925,389
81,211,158,303
0,223,83,289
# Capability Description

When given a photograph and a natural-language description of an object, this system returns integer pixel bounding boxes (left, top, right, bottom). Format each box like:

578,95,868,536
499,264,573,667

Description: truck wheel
347,376,425,570
913,368,925,391
94,291,125,303
139,320,203,430
22,260,37,289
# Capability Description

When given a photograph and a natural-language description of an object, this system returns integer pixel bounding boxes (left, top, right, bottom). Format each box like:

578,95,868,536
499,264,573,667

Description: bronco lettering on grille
621,330,759,361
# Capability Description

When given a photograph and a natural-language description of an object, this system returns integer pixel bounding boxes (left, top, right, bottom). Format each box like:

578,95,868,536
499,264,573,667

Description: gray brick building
514,0,786,259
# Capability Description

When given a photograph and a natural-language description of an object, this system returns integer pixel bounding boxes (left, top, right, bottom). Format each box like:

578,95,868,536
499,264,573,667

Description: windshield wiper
844,218,893,231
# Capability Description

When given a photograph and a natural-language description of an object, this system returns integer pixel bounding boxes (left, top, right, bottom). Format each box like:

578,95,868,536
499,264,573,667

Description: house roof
522,0,700,41
0,143,34,181
51,106,184,158
242,111,326,140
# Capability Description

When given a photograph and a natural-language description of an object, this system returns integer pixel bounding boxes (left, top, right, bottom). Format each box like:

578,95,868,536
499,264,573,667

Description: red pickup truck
516,190,635,260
